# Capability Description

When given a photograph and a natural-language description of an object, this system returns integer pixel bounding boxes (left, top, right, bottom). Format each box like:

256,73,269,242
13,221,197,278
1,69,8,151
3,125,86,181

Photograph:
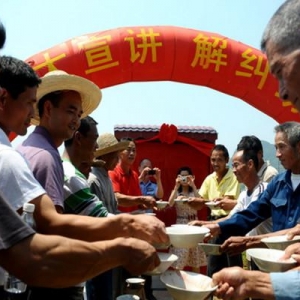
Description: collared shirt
270,271,300,300
258,161,278,183
199,168,240,217
140,180,157,198
219,171,300,239
229,182,272,236
109,164,141,213
63,160,108,217
17,126,64,209
88,166,118,214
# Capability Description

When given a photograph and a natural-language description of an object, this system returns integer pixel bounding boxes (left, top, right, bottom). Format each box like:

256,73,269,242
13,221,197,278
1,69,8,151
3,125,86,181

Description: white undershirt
291,173,300,191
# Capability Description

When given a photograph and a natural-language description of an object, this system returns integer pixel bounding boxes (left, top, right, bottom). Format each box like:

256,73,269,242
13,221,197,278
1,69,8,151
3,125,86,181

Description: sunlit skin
266,41,300,112
77,123,99,177
232,151,249,184
210,150,229,180
39,91,83,148
275,131,300,174
0,87,37,136
119,141,136,172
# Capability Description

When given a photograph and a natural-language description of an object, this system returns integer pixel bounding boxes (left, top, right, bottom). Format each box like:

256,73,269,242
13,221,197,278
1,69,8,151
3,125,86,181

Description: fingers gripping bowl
160,270,217,300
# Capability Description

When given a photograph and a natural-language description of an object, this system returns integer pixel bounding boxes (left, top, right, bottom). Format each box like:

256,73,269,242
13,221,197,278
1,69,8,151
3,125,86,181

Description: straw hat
31,70,102,125
94,133,129,158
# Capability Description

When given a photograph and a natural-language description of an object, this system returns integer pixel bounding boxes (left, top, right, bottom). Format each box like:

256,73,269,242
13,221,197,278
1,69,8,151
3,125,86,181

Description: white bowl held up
261,235,300,250
166,226,210,248
246,248,297,273
156,201,169,210
160,270,217,300
143,252,178,275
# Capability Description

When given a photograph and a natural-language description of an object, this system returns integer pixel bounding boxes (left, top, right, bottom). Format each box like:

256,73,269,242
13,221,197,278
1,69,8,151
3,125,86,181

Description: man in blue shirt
211,1,300,298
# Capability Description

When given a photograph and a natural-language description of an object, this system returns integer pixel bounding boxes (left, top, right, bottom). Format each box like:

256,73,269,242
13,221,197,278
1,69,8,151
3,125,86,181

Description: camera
148,169,156,175
181,176,187,182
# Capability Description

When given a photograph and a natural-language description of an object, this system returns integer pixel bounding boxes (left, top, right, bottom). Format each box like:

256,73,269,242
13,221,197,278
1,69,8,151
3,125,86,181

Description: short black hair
237,135,263,154
64,116,98,147
240,149,259,171
212,144,229,160
0,56,41,99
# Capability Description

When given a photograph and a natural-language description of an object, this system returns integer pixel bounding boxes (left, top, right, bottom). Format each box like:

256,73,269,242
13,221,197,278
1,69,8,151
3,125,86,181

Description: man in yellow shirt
188,144,241,276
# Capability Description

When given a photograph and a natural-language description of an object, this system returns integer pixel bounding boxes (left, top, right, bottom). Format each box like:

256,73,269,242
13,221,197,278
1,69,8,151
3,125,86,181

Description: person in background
187,144,241,277
62,116,108,217
109,137,156,213
168,166,206,273
86,133,129,300
109,138,158,300
237,135,278,183
138,158,164,200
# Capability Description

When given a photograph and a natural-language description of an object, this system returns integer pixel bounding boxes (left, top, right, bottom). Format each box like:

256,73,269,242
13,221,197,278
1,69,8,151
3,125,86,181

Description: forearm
115,192,143,207
168,188,178,206
155,180,164,199
0,234,130,288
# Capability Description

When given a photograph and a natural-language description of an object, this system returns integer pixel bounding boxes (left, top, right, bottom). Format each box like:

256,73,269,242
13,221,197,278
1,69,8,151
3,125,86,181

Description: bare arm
115,192,156,209
31,194,168,244
153,168,164,199
0,234,159,288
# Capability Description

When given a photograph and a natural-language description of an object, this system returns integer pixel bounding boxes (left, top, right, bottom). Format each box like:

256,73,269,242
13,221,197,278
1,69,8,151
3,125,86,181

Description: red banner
25,25,300,124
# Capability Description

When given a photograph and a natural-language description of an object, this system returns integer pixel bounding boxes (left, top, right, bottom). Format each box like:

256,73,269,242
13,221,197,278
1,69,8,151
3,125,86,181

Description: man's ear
73,131,81,144
0,88,8,110
43,100,53,118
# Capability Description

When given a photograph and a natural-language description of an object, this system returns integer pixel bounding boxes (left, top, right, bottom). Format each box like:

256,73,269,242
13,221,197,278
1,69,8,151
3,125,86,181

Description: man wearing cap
86,133,129,300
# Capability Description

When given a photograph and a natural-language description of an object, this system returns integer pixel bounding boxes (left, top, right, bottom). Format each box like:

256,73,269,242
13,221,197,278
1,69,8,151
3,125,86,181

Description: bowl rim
166,226,210,235
261,235,300,243
160,270,217,292
246,248,297,264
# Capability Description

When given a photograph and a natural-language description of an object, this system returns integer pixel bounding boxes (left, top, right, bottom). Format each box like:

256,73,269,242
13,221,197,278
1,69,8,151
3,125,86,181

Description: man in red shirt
109,137,156,213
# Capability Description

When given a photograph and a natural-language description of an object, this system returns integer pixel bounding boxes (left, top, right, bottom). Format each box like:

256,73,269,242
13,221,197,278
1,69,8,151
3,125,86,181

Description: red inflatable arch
26,25,300,123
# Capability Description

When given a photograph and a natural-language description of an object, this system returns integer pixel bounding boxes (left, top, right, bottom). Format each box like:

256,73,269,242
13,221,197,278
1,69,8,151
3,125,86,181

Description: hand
187,175,196,186
139,167,152,181
139,196,157,209
216,198,236,211
153,167,161,180
282,242,300,262
212,267,253,300
121,237,160,275
188,220,214,226
129,214,169,244
221,236,252,256
186,197,205,210
286,224,300,240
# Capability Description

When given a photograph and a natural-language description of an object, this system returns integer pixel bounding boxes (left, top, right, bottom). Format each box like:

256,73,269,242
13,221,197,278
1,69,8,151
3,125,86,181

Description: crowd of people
2,0,300,299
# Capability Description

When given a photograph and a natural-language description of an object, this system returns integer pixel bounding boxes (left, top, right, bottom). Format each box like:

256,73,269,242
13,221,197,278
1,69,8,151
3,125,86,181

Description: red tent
114,123,218,226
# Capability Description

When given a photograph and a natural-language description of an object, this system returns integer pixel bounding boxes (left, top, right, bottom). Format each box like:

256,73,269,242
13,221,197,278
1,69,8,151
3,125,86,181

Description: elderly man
211,122,300,299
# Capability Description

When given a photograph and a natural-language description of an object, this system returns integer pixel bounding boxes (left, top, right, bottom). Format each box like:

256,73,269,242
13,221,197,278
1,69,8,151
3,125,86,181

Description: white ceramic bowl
198,243,221,255
246,248,297,272
261,235,300,250
125,278,145,285
160,270,217,300
116,295,140,300
156,201,169,209
166,226,210,248
144,252,178,275
204,201,220,209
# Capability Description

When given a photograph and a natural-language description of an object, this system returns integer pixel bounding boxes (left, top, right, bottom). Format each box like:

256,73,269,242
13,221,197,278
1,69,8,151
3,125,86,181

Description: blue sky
1,0,285,156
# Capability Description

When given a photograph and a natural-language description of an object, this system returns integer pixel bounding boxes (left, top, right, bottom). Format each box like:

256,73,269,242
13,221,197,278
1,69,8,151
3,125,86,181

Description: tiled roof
114,124,217,135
